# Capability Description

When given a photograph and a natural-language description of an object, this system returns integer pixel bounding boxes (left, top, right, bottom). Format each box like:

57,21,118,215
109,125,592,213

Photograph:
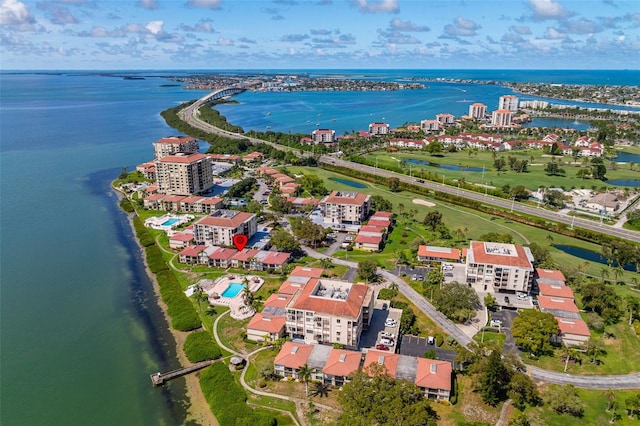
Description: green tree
338,368,439,426
370,194,393,212
625,393,640,419
484,293,496,310
432,282,479,323
547,385,584,417
426,269,444,287
310,381,331,398
423,210,443,231
298,364,312,397
493,156,507,173
357,260,378,283
387,177,400,192
543,189,567,208
426,141,443,154
299,174,329,196
544,161,566,176
511,309,558,356
508,372,541,410
477,350,511,406
510,185,529,201
591,157,607,180
580,281,622,324
269,229,300,252
246,199,263,215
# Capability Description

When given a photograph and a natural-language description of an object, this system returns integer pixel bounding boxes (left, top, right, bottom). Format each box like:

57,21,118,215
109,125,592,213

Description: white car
381,331,395,339
385,319,397,327
380,338,394,346
517,293,528,300
490,319,502,327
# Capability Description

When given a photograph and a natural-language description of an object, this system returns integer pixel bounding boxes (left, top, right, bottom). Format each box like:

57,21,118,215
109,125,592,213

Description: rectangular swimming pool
221,282,246,298
161,218,180,226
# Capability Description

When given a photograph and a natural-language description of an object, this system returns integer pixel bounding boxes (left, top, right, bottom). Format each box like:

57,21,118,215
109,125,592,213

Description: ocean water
0,72,208,425
0,69,637,424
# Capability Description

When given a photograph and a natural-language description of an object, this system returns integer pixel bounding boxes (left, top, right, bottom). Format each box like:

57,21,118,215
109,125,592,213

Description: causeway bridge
199,86,245,103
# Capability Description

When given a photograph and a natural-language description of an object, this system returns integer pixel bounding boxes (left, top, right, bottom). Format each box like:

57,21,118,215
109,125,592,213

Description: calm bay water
0,69,637,424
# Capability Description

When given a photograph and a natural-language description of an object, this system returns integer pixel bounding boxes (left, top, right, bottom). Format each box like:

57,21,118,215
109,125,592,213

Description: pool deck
197,275,264,320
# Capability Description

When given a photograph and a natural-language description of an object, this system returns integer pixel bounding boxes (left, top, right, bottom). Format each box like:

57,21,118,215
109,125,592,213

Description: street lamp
511,197,516,213
442,174,445,186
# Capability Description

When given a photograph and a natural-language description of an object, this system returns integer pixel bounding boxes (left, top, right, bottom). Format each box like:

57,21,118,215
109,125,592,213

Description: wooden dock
150,359,214,386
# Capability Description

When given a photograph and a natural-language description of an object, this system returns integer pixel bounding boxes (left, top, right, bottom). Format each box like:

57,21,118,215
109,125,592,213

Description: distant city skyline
1,0,639,70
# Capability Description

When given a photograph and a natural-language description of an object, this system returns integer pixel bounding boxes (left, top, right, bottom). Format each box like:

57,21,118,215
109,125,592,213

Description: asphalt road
319,156,640,244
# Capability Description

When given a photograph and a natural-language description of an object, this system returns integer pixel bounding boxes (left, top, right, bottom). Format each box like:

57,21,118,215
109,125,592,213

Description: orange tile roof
263,293,293,309
538,284,574,300
555,317,590,337
278,279,310,295
247,313,286,334
232,248,262,262
414,359,452,391
323,191,369,206
208,247,238,260
355,234,383,245
200,197,224,205
145,193,165,201
155,136,196,144
290,266,324,278
370,211,393,218
289,279,369,319
179,245,206,257
262,251,291,266
536,268,566,282
322,349,361,377
363,350,400,377
360,225,385,233
196,211,254,228
537,295,579,313
418,245,461,260
170,233,194,242
274,342,314,369
468,241,532,268
157,153,207,164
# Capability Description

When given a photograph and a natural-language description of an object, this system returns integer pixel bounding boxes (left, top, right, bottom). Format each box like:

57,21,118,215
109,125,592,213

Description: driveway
399,335,457,363
489,309,519,355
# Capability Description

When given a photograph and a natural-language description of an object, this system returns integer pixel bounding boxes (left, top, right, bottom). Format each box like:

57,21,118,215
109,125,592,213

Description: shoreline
114,188,219,426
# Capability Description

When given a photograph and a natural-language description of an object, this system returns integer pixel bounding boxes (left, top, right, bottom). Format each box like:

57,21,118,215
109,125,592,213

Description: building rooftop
467,241,533,269
537,295,579,313
289,278,370,319
195,210,255,228
556,317,591,337
418,245,461,260
274,342,314,369
538,283,574,300
322,349,361,377
536,268,567,283
157,152,207,164
322,191,370,206
414,359,452,391
247,313,286,334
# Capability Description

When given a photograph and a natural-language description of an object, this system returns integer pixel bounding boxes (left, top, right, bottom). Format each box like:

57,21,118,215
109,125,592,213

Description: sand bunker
412,198,435,207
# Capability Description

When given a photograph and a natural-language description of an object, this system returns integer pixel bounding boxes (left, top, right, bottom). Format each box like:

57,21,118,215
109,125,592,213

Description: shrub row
129,214,201,332
200,362,276,426
119,198,134,213
184,331,221,363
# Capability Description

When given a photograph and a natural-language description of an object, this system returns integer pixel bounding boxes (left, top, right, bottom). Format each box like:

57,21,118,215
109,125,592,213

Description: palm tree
626,296,639,326
309,381,331,398
298,364,312,396
585,338,603,364
388,281,399,292
600,267,610,284
241,284,254,309
193,285,208,318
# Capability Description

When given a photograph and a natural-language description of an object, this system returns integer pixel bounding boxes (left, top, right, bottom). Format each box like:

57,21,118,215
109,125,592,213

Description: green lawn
363,149,639,191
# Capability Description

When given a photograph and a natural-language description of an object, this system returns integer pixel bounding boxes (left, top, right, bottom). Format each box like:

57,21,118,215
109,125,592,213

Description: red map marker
233,234,248,251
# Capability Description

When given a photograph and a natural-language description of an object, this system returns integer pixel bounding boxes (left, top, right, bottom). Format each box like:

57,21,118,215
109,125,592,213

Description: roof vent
378,356,385,365
291,346,299,355
430,363,437,374
339,354,346,363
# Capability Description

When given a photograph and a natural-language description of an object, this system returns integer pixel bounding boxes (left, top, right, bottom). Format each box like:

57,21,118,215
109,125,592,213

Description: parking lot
394,265,431,281
399,335,457,362
359,302,402,351
488,309,519,354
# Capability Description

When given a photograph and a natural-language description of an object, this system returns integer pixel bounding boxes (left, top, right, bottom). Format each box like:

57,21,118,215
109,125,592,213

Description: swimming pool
221,282,246,298
161,218,180,226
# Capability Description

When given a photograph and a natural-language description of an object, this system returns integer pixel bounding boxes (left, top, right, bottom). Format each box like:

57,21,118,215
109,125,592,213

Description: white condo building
153,136,199,160
466,241,534,293
498,95,519,112
491,109,513,127
155,153,214,195
468,103,487,120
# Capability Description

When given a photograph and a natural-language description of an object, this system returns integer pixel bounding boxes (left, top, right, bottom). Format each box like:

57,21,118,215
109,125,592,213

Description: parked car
381,332,395,339
417,275,424,281
385,320,397,327
427,336,436,345
490,319,502,327
375,344,390,351
504,296,510,304
411,274,417,281
517,293,528,300
380,338,394,346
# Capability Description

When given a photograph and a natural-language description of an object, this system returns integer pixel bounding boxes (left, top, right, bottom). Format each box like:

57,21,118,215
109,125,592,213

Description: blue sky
1,0,639,70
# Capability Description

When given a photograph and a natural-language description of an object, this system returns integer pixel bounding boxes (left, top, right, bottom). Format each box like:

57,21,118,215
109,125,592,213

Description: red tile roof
155,136,196,144
232,248,262,262
418,245,461,260
262,251,291,266
537,295,579,313
200,197,224,205
556,317,590,337
370,211,393,218
414,359,452,391
179,245,206,257
145,193,165,201
323,191,369,206
360,225,385,233
274,342,313,369
290,266,324,278
322,349,361,377
170,233,194,242
363,350,400,377
289,279,369,319
196,211,254,228
208,247,238,260
538,284,574,300
468,241,532,268
157,153,207,164
247,313,286,334
263,293,293,309
536,268,566,282
355,234,383,245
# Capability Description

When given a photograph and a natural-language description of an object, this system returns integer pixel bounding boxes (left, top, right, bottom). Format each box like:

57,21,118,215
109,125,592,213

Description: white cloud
443,16,481,37
355,0,399,14
545,27,567,39
187,0,222,9
390,18,429,32
0,0,34,26
216,37,233,46
146,20,163,34
510,25,531,35
527,0,573,21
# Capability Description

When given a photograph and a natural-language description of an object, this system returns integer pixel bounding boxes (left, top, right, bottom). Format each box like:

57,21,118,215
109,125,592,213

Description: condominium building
153,136,199,160
285,278,374,349
319,191,371,225
369,122,390,135
436,113,455,125
155,153,214,195
420,119,440,132
468,103,487,120
466,241,534,293
498,95,519,112
311,129,335,144
491,109,513,127
193,209,257,246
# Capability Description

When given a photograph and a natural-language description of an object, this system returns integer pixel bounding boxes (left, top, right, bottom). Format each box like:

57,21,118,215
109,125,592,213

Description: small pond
607,179,640,187
554,244,637,272
615,152,640,163
404,158,484,172
329,177,367,188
